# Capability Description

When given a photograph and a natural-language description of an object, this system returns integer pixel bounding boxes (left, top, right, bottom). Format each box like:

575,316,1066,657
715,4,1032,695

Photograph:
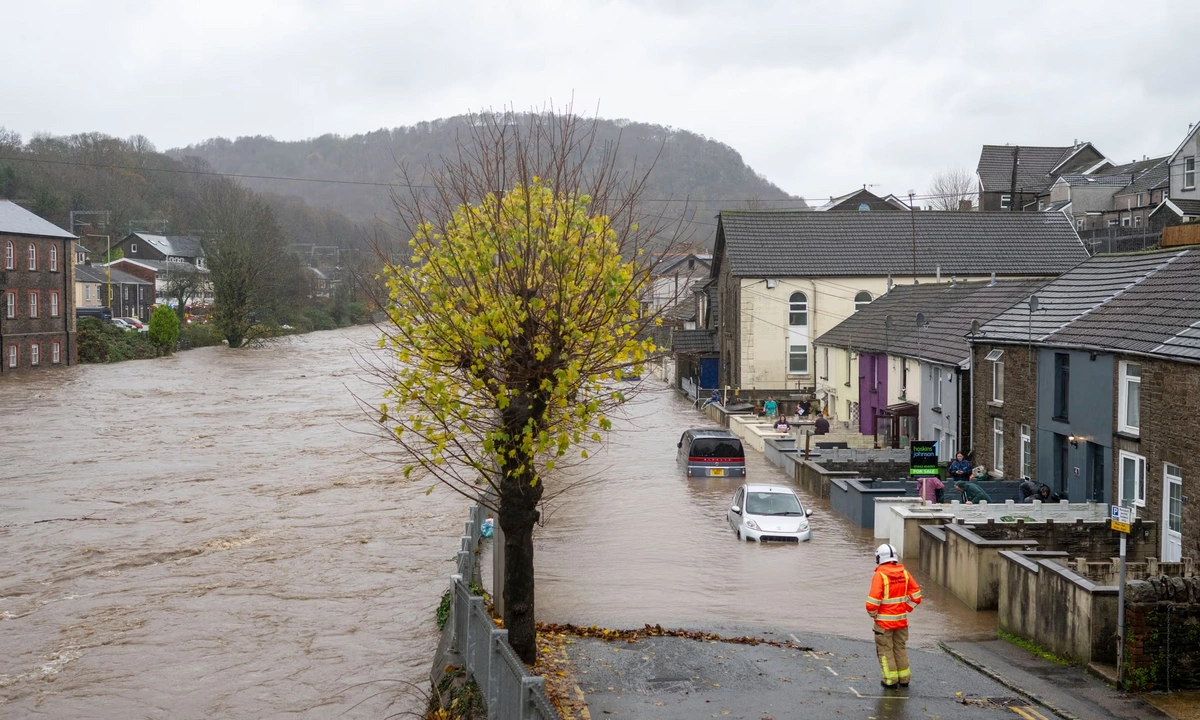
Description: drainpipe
63,238,71,365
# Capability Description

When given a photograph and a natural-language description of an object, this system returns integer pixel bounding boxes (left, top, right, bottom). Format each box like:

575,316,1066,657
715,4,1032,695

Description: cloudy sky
4,0,1199,202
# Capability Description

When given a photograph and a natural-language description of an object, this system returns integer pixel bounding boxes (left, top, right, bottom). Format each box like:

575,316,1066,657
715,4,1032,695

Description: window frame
1118,361,1141,435
1020,424,1032,479
28,290,38,318
787,291,809,375
1165,463,1183,534
1185,157,1196,191
993,418,1004,473
30,342,40,366
3,240,12,270
131,243,138,253
933,366,943,408
4,291,13,318
1000,194,1012,210
52,341,61,364
854,291,872,312
27,242,37,271
50,291,60,318
992,360,1004,403
1053,353,1070,421
820,347,828,380
1121,215,1131,227
1119,450,1147,508
49,244,58,272
1133,215,1142,228
7,344,16,368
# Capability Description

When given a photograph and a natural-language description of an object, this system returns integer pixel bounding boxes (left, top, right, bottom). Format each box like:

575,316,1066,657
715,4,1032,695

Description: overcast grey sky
3,0,1199,202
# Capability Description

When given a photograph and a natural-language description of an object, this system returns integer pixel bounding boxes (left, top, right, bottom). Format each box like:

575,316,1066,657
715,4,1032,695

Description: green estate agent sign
910,441,939,476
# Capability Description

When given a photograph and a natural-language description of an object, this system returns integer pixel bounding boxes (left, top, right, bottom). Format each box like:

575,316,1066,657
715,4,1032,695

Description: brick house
970,247,1200,561
976,143,1109,212
0,200,77,372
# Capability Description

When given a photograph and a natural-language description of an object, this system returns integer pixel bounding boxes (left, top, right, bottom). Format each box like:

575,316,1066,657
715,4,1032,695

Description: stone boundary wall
1125,577,1200,691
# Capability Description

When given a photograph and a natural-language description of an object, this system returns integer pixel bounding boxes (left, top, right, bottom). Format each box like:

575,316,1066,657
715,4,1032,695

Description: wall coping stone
944,521,1041,549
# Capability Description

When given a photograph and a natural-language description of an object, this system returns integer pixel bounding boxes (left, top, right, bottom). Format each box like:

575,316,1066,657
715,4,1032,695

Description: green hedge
77,317,161,363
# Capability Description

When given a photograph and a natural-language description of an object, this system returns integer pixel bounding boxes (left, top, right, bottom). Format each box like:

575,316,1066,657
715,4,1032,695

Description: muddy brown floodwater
1,329,993,719
0,326,467,719
532,384,998,648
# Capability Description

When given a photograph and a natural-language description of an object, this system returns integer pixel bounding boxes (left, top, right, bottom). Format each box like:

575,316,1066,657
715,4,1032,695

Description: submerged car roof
744,484,797,494
687,428,737,438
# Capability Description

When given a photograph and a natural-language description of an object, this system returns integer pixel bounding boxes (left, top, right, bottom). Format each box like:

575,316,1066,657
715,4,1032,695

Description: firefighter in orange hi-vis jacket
865,543,922,688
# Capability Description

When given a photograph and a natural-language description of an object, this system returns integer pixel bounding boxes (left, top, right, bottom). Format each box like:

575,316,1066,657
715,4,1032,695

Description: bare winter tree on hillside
162,263,207,321
927,169,978,211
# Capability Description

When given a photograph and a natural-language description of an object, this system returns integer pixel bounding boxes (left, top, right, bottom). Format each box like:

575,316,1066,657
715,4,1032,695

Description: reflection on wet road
0,326,465,718
534,382,996,647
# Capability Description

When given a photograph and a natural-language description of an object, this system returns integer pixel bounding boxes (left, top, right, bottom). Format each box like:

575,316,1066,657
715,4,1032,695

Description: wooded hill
170,115,798,248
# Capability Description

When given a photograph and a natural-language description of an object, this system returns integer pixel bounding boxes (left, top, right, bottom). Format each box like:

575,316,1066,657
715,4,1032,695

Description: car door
729,487,744,530
677,432,691,465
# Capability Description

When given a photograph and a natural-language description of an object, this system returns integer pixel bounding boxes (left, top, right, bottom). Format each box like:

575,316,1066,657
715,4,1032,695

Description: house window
85,286,92,301
1053,353,1070,420
4,291,13,318
787,292,809,374
1076,218,1084,229
1137,193,1145,206
845,350,852,385
1119,361,1140,434
28,243,37,270
993,418,1004,473
4,240,12,269
7,344,16,368
30,343,39,366
131,243,138,253
855,291,872,312
1001,195,1012,210
1134,215,1142,227
1119,451,1147,507
933,366,943,408
1186,157,1196,190
1020,424,1032,479
50,291,59,317
991,355,1004,403
901,359,908,397
1166,463,1183,535
1122,215,1131,227
49,245,58,271
28,291,37,318
1108,219,1119,227
52,341,61,364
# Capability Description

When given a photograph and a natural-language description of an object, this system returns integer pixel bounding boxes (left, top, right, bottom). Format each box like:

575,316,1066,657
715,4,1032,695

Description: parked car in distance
677,428,746,478
728,484,813,542
118,317,148,332
76,306,112,321
109,318,136,331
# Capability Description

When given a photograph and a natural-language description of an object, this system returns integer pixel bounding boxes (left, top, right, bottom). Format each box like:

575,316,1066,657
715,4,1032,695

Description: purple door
858,353,889,435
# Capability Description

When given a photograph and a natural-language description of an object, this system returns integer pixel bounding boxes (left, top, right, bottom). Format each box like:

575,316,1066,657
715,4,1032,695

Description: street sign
909,441,939,476
1111,505,1133,533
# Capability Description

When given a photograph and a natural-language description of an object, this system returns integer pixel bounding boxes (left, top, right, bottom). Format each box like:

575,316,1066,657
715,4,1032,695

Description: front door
1163,464,1183,562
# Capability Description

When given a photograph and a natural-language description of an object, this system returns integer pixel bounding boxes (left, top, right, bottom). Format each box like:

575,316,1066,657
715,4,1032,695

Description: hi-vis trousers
873,625,911,686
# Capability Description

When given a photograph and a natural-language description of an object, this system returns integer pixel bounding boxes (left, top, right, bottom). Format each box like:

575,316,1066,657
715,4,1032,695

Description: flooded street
2,330,991,719
535,383,996,648
1,326,467,718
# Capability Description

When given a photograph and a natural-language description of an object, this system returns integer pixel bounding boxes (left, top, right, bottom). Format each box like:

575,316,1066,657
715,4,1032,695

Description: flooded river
2,328,991,719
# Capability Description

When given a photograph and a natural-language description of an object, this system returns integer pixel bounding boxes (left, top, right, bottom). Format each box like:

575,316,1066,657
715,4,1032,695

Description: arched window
49,244,58,271
855,291,873,312
788,292,809,374
4,241,12,269
28,243,37,271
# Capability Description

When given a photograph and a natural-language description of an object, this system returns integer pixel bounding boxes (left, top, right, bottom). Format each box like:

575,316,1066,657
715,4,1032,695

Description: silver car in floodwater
728,484,813,542
677,428,746,478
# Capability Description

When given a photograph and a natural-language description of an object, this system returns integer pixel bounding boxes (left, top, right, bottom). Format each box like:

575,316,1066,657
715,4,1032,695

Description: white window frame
4,292,13,318
1118,361,1141,435
1076,218,1085,230
1186,157,1196,190
1137,193,1144,206
3,240,12,270
28,291,37,318
50,292,59,318
7,344,15,368
787,291,809,375
52,341,61,364
992,360,1004,403
30,343,39,366
1121,215,1131,227
1134,215,1142,227
1119,450,1147,508
49,244,58,271
933,366,943,408
1001,194,1012,210
131,243,138,253
820,347,828,380
854,291,872,312
27,243,37,271
1020,424,1032,479
85,286,92,301
1108,218,1119,227
993,418,1004,473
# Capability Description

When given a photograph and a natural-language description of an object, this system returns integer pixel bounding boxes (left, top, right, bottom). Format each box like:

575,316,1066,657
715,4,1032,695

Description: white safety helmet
875,543,899,565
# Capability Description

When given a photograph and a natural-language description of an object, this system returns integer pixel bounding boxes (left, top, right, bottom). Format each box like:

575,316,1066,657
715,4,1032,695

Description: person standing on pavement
797,396,812,418
763,396,778,420
865,543,922,688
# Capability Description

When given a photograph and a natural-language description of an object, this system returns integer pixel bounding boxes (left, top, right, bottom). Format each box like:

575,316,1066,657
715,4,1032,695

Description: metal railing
447,504,559,719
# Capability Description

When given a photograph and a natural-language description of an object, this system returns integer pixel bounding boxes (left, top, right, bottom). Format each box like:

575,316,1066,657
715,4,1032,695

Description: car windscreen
745,491,804,516
689,437,744,459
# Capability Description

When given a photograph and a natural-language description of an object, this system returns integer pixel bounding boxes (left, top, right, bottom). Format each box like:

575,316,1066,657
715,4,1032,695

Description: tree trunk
498,496,539,663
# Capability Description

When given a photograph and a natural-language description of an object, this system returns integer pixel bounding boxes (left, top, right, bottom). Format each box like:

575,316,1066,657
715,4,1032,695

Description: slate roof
815,280,1048,367
1058,174,1133,188
74,263,151,285
814,188,904,212
129,232,205,258
1151,199,1200,218
112,257,208,275
672,329,718,354
1116,158,1170,195
1044,200,1072,212
713,210,1087,278
0,200,75,239
977,145,1078,194
975,248,1200,363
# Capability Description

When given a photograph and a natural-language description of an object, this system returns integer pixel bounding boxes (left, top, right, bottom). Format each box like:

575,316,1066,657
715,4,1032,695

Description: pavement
563,628,1170,720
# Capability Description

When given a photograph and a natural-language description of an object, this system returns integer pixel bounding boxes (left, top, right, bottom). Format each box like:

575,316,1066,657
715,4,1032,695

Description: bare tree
162,263,207,320
927,169,978,211
368,108,680,663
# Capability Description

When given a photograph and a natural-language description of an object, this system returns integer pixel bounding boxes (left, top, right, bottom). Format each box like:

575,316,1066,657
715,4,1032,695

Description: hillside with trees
170,114,798,248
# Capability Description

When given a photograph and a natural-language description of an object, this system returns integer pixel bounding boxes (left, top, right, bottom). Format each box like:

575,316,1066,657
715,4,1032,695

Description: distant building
113,232,206,267
813,188,908,212
0,200,77,372
75,264,153,321
976,142,1108,212
1151,121,1200,225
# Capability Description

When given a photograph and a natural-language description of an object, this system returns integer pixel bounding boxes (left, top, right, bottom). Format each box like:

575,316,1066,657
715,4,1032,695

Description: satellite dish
916,312,927,326
1030,295,1041,313
970,320,981,335
885,315,893,328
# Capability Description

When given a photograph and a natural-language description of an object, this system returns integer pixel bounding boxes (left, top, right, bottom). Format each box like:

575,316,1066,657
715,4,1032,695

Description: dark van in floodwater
677,428,746,478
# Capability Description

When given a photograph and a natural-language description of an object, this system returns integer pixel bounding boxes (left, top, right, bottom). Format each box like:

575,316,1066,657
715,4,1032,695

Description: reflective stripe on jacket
865,562,922,630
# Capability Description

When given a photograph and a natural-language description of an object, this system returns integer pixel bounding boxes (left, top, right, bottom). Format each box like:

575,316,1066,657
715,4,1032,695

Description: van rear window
690,438,744,459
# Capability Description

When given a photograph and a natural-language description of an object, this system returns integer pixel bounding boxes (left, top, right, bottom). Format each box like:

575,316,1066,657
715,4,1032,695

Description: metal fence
447,504,559,719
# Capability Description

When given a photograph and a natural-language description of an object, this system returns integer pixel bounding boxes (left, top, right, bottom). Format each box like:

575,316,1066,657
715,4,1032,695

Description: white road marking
848,685,909,700
825,666,838,676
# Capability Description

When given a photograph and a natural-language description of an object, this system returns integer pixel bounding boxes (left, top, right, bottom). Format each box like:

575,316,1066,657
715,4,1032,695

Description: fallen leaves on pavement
536,622,814,651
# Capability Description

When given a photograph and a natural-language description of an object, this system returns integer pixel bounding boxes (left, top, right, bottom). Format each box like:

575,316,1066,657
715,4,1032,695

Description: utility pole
908,191,918,283
1008,146,1021,212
